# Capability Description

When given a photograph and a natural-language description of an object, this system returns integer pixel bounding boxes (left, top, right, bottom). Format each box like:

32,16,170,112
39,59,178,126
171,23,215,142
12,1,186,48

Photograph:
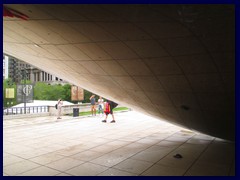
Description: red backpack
104,102,111,113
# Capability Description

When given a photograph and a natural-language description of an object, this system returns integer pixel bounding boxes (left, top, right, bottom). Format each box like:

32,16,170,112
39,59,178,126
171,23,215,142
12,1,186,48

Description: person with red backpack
102,100,118,123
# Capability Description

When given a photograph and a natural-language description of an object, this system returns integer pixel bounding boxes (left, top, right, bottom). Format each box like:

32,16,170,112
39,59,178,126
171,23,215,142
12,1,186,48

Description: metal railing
3,106,49,115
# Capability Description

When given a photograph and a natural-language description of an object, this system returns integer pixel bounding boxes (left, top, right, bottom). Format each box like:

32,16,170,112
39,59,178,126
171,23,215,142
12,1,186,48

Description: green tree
62,84,71,102
34,82,66,100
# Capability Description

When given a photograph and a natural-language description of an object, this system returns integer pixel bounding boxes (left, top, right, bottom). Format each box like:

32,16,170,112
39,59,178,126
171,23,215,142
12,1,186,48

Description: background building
3,54,67,85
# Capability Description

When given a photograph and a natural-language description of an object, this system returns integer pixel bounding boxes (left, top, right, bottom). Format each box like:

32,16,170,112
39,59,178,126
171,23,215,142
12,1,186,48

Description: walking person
90,94,96,116
98,96,104,117
102,100,118,123
57,99,63,120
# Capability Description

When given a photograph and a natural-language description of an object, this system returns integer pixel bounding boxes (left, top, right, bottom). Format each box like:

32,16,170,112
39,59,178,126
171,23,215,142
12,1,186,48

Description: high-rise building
3,55,67,85
3,55,9,80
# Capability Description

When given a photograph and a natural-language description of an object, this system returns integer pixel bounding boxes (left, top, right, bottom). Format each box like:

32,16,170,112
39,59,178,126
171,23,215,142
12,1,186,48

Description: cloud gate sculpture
3,4,235,141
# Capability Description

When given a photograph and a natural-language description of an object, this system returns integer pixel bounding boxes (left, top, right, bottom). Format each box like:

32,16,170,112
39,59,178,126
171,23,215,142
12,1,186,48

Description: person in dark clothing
102,100,118,123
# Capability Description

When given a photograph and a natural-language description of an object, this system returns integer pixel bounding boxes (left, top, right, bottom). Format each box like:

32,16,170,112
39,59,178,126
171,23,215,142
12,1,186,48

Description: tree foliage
34,82,96,103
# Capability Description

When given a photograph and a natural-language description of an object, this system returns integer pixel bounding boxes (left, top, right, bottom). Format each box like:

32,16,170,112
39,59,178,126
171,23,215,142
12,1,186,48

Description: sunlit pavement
3,111,235,176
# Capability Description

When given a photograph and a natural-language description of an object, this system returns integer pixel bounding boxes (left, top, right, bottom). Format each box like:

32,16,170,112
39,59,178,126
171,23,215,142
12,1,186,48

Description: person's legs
91,105,94,116
57,108,61,119
99,105,103,117
101,105,104,115
110,112,115,123
98,105,101,114
94,105,96,116
102,112,108,122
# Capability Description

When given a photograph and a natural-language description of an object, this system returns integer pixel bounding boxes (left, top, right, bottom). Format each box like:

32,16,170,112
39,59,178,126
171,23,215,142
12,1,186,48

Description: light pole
21,68,27,114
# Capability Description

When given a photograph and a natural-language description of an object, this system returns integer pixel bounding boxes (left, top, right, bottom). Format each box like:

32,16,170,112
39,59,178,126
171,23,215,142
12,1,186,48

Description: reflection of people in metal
57,99,63,120
90,95,96,116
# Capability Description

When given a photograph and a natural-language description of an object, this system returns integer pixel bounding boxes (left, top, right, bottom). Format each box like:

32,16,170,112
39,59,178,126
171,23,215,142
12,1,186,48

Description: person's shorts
105,109,113,115
91,105,96,109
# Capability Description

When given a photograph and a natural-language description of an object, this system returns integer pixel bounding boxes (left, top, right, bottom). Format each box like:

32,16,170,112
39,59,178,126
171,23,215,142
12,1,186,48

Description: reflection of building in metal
28,67,66,85
3,55,67,85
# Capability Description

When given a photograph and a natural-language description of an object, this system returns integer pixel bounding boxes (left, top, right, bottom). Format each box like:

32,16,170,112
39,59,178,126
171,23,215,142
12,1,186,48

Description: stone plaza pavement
3,111,235,176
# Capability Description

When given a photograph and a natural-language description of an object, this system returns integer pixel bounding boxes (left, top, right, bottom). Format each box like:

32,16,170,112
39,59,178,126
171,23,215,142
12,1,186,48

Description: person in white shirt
98,96,104,117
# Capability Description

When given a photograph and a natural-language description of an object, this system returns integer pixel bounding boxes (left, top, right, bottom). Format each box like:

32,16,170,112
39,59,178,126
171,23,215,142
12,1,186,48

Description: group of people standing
90,94,117,123
56,95,118,123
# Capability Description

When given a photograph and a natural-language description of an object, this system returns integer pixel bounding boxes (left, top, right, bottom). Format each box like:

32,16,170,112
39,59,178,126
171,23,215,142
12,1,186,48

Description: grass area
70,107,129,116
113,107,129,111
